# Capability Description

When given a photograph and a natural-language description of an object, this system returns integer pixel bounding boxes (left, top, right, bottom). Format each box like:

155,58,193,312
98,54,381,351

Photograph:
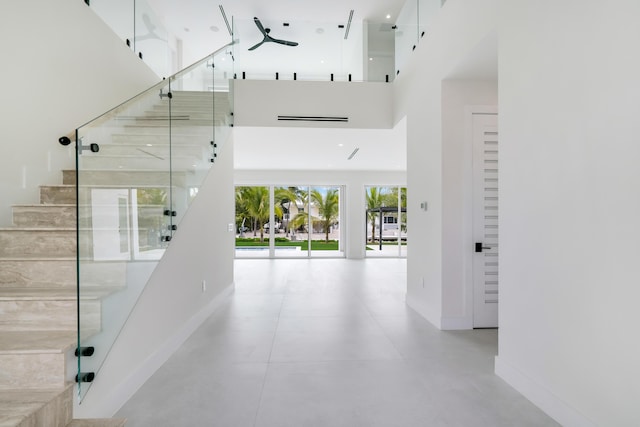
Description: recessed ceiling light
320,60,325,64
386,14,391,19
210,25,219,32
184,27,190,32
369,57,373,61
338,143,344,147
146,143,153,147
316,28,325,34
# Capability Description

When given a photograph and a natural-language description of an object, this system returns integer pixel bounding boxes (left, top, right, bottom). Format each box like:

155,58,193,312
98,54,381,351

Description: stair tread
0,384,72,426
0,227,76,231
0,330,76,354
0,257,75,261
0,287,120,301
66,418,127,427
13,204,76,208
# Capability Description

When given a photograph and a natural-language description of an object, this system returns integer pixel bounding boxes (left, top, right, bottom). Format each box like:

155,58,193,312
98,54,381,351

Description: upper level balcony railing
85,0,447,83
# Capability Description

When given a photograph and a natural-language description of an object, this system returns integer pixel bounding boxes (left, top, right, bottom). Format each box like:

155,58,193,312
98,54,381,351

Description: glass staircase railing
75,42,234,401
87,0,172,77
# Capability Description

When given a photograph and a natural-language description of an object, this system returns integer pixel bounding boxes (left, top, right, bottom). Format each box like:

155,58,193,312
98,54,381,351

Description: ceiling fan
248,17,299,51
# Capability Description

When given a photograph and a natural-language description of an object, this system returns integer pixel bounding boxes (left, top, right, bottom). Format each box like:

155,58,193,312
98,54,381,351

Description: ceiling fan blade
272,38,299,47
248,40,265,51
253,17,268,37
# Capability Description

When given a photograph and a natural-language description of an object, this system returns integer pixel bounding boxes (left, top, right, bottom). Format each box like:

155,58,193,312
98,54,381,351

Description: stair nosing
0,227,76,231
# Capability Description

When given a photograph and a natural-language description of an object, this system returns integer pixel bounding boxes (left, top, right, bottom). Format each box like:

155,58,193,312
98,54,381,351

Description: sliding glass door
235,185,344,258
365,186,407,258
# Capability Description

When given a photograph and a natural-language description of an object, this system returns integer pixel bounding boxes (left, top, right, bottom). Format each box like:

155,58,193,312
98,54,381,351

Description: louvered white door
472,113,499,328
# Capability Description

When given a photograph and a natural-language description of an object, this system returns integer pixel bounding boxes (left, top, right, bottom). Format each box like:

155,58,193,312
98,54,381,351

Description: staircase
0,90,229,426
0,182,125,426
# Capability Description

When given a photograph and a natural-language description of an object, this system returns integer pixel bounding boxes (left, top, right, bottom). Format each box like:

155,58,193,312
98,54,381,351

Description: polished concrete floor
117,259,559,426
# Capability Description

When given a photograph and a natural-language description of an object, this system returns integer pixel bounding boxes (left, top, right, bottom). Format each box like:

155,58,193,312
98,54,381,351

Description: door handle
475,242,491,253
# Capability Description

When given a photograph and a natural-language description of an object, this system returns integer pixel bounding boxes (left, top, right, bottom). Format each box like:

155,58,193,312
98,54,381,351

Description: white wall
234,80,394,129
0,0,159,226
394,0,497,328
76,135,236,417
235,169,406,259
441,80,497,329
496,1,640,425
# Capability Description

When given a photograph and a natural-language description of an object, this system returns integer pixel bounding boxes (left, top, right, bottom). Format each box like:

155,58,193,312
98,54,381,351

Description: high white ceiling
148,0,407,61
145,0,408,172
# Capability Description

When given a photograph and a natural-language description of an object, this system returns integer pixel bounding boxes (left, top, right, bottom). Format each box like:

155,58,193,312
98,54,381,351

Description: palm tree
275,186,300,234
366,187,384,243
311,188,339,242
236,186,270,241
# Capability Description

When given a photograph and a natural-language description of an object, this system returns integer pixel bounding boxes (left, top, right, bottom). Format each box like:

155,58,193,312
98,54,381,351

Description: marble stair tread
0,331,76,355
0,257,75,261
66,419,126,427
0,287,121,301
12,204,75,208
0,228,75,232
0,383,72,427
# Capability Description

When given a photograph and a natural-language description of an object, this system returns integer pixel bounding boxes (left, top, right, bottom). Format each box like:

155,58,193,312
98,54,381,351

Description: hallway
117,259,557,426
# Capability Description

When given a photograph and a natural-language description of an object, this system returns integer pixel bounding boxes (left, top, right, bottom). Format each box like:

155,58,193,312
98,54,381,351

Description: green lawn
235,238,339,251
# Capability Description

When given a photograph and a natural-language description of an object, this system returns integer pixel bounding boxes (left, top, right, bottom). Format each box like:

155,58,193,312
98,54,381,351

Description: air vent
278,115,348,123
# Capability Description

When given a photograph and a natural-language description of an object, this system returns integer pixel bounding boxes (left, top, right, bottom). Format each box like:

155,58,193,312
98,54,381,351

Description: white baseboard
406,296,441,329
495,356,596,427
440,316,472,330
75,283,234,418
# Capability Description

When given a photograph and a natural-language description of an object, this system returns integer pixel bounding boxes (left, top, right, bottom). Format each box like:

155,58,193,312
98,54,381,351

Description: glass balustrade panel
89,0,134,49
365,21,396,83
168,60,214,228
76,79,172,400
395,0,419,77
135,0,171,77
233,18,364,82
419,0,444,38
76,43,233,402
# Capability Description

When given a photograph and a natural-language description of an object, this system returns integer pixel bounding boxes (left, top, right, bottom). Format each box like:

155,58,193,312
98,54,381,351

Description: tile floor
116,259,559,426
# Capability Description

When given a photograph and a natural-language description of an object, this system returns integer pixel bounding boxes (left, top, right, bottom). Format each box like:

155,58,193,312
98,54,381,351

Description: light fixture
146,143,153,147
184,27,190,32
210,25,219,32
338,143,344,147
369,57,373,61
316,28,325,34
386,14,391,19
